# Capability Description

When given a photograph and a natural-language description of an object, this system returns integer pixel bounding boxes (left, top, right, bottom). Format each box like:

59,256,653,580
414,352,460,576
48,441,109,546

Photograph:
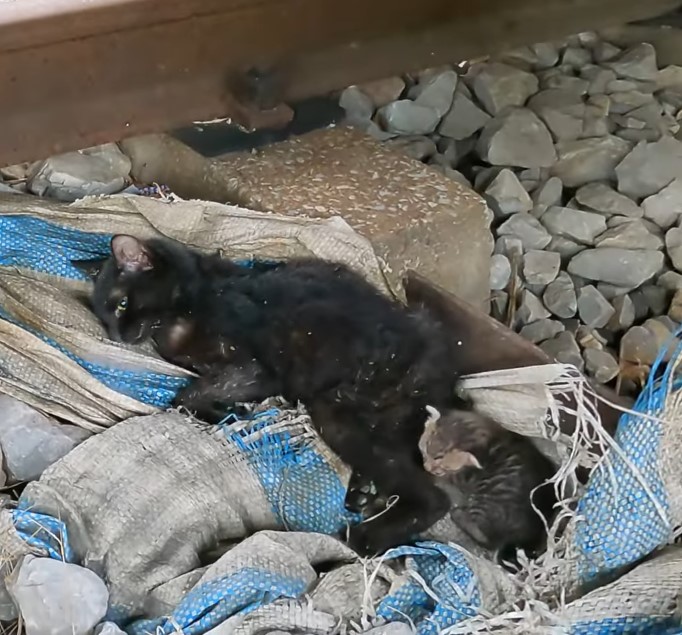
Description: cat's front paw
345,473,379,514
347,522,404,557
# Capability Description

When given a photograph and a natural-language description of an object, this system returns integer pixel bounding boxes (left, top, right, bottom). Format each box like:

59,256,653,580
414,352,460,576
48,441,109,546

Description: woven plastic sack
0,192,387,428
8,406,514,633
0,193,681,633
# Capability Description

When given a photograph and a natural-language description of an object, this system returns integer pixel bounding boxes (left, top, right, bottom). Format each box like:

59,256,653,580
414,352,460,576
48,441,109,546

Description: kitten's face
73,235,174,344
419,410,482,477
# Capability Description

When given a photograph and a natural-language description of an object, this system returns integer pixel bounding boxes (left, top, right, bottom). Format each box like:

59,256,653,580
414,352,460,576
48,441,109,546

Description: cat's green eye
115,297,128,317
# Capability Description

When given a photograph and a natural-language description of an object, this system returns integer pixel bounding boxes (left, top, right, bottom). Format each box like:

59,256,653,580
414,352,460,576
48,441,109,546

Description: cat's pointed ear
111,235,154,273
445,450,482,472
71,257,108,280
461,452,482,470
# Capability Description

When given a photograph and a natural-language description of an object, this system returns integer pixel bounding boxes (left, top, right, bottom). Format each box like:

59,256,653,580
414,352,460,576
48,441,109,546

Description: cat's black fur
419,408,557,559
73,235,469,555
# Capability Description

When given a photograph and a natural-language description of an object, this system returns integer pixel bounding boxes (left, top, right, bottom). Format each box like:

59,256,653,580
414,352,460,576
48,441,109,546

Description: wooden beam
0,0,678,166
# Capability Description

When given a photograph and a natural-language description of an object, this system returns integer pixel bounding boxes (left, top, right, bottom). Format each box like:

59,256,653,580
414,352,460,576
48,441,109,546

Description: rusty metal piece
0,0,679,166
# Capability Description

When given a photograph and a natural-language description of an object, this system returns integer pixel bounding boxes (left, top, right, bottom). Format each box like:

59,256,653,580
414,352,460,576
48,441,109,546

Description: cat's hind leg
308,399,450,555
173,359,280,424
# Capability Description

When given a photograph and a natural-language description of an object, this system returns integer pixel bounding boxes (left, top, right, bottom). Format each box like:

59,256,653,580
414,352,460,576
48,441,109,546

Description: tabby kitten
419,407,557,557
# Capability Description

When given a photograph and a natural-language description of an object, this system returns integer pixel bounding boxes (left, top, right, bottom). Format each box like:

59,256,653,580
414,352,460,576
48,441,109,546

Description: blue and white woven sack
0,193,680,634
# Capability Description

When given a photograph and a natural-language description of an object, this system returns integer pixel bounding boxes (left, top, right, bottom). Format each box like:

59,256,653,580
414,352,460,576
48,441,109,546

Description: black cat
73,234,468,555
419,408,557,559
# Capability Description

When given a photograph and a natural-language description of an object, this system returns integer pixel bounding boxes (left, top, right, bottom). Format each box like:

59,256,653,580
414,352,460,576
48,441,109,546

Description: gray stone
606,43,658,82
385,136,437,161
0,182,20,195
656,65,682,91
568,248,664,286
357,77,405,107
485,169,532,216
668,288,682,322
642,178,682,229
517,289,551,324
607,79,641,93
8,555,108,635
561,46,592,70
659,87,682,109
439,91,491,140
635,284,668,317
376,100,440,135
413,70,459,117
473,166,504,191
527,89,585,141
540,331,584,370
497,213,552,250
611,113,647,130
574,183,642,217
498,47,537,71
531,42,560,69
490,254,512,290
551,136,632,187
584,348,620,383
532,176,563,207
616,128,661,144
540,74,589,95
519,318,565,344
583,101,612,138
362,120,398,141
578,284,616,328
28,144,131,202
476,108,556,168
658,270,682,291
582,66,617,95
0,395,90,482
609,90,655,115
96,624,127,635
471,63,539,115
597,282,635,300
616,137,682,199
495,235,524,258
593,41,622,63
666,227,682,272
575,324,609,350
523,249,560,285
435,136,477,168
543,271,577,318
643,317,680,361
608,294,636,331
541,206,607,244
339,86,374,124
491,291,509,321
594,220,663,250
605,215,662,234
546,236,585,261
620,325,659,366
435,167,471,188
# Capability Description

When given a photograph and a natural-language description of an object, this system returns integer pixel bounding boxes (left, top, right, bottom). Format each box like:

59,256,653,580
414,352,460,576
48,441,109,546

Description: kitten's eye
115,297,128,317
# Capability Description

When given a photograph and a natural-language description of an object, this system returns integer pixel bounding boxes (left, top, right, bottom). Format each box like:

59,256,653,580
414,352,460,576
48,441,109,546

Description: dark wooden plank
403,271,628,449
0,0,678,166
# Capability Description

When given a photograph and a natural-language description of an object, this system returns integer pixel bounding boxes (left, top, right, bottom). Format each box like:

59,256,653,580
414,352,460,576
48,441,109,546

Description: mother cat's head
71,234,201,343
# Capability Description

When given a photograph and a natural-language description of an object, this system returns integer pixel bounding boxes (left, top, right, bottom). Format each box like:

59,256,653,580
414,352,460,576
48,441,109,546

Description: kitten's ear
461,452,482,470
445,450,482,472
71,258,108,280
111,235,154,273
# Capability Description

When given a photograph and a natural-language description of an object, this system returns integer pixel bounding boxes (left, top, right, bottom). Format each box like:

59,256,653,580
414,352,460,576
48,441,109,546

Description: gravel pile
340,33,682,394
